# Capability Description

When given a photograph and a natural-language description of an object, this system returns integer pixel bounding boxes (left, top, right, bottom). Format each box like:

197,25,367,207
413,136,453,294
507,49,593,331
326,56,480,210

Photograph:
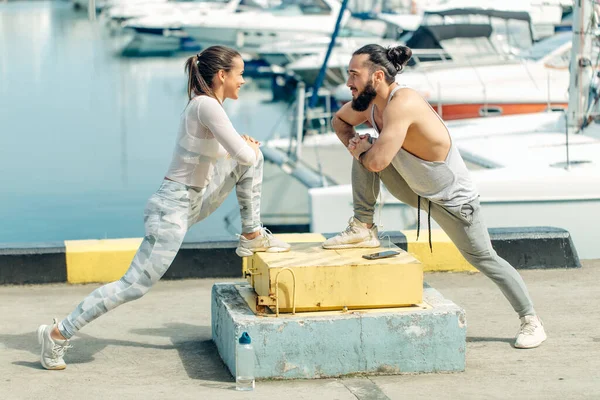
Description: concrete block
211,282,466,379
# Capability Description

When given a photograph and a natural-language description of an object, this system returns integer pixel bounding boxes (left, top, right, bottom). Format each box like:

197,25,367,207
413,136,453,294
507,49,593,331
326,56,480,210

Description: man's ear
373,69,385,86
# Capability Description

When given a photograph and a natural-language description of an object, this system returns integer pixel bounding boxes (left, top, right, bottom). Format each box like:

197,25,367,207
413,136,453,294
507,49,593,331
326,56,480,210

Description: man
323,44,546,349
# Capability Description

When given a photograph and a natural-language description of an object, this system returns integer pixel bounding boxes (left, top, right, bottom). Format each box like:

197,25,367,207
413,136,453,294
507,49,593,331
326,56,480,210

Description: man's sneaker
514,315,547,349
322,217,381,249
37,318,71,370
236,227,291,257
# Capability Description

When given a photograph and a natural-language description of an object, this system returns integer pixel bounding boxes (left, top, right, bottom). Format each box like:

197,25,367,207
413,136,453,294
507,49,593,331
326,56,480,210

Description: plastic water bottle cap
239,332,251,344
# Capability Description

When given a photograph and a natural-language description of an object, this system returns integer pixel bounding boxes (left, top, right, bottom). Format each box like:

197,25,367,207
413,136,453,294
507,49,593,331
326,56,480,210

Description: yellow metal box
246,242,423,313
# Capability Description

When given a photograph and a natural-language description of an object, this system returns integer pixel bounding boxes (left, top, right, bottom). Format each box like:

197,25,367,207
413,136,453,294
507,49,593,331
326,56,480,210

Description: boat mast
566,0,594,134
309,0,350,108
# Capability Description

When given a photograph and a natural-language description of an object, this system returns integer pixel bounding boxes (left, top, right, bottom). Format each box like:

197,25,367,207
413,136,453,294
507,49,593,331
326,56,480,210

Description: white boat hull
268,112,600,259
186,26,331,53
309,175,600,260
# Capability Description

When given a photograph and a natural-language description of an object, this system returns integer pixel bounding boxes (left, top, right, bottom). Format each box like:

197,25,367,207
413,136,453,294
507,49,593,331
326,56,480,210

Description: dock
1,261,599,398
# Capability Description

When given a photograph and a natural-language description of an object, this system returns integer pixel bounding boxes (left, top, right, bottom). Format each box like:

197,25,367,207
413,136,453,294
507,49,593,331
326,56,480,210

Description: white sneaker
514,315,547,349
322,217,381,249
37,318,72,370
236,227,291,257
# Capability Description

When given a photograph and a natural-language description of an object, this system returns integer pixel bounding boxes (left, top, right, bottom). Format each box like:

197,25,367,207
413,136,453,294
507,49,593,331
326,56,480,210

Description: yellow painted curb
65,238,142,284
64,230,474,285
401,229,477,272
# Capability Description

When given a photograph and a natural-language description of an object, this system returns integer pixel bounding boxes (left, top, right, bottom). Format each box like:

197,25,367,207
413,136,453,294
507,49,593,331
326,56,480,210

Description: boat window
423,13,489,25
268,0,332,16
238,0,269,7
338,28,376,38
297,0,332,15
341,19,388,38
438,37,498,59
421,12,533,54
489,17,532,52
398,31,413,42
520,32,572,61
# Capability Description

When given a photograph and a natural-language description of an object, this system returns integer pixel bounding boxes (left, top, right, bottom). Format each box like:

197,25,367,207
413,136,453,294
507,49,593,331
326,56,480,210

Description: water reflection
0,2,292,243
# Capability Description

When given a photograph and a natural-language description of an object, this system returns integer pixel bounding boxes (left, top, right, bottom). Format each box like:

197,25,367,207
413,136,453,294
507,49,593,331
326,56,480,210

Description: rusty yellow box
245,242,423,313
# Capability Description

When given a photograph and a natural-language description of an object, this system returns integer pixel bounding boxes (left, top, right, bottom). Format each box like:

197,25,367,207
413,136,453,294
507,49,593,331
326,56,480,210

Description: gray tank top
370,85,478,207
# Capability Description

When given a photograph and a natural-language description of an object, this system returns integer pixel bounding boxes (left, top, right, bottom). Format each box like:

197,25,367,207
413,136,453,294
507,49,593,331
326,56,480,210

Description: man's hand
331,103,368,147
348,134,372,151
348,135,373,160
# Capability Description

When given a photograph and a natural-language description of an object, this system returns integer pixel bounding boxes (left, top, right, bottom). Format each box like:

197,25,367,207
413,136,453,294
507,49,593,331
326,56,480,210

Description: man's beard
351,81,377,112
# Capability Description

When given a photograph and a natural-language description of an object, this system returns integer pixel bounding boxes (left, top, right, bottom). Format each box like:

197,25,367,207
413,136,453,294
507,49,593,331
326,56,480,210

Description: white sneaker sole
514,332,547,349
37,324,66,370
235,246,291,257
322,239,381,249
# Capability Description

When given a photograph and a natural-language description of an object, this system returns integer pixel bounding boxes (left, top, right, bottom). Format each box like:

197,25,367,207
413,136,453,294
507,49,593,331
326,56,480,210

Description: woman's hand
242,135,261,159
242,134,260,145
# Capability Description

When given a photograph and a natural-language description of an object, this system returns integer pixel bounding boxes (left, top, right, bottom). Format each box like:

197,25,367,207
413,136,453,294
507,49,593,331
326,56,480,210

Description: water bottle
236,332,255,391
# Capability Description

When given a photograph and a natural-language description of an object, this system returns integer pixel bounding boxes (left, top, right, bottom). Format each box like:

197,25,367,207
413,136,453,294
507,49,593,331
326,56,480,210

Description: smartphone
362,250,399,260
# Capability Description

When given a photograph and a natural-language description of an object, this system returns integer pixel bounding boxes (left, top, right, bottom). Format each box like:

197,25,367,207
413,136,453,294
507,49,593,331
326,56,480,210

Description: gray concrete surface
1,261,599,400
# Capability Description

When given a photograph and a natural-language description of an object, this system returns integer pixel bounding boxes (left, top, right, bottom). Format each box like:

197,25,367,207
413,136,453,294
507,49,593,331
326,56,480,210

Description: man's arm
331,102,368,147
359,90,415,172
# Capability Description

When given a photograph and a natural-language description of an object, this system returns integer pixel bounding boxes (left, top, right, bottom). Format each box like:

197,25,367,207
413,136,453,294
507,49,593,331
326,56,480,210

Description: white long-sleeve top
165,95,256,188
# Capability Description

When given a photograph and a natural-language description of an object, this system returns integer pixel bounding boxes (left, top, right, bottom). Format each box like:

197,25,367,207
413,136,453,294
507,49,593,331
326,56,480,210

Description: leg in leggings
58,154,265,339
58,183,190,339
189,152,263,232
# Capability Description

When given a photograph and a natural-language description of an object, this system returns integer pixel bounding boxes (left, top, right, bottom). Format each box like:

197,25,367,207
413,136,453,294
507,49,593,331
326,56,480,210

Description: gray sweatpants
352,159,535,318
58,153,264,339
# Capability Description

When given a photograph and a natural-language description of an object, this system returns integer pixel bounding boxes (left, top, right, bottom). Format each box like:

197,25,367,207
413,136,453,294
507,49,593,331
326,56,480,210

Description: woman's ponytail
184,46,241,103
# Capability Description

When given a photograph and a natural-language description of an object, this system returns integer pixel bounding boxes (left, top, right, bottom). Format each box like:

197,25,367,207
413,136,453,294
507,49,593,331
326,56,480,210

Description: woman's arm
197,98,257,165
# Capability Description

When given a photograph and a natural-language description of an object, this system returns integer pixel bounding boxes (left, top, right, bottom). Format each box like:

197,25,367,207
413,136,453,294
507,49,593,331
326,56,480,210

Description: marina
1,2,598,398
0,0,595,258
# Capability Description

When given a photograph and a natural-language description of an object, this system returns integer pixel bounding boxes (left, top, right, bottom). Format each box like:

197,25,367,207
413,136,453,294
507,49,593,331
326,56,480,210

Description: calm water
0,1,293,243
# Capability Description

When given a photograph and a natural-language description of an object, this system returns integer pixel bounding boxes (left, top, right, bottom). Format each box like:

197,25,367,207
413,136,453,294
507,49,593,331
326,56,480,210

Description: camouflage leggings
58,153,263,339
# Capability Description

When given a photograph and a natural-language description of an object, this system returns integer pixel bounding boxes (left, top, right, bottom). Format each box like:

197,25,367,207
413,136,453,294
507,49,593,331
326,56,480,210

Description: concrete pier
2,263,600,398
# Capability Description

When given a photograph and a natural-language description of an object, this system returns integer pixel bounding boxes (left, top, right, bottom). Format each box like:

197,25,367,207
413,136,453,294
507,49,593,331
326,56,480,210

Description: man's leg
352,158,380,225
378,165,419,208
379,166,534,315
322,159,381,249
379,166,545,347
429,198,546,347
432,199,535,316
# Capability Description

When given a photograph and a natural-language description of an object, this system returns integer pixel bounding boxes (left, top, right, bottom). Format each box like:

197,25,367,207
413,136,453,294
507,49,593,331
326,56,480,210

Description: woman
37,45,290,370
